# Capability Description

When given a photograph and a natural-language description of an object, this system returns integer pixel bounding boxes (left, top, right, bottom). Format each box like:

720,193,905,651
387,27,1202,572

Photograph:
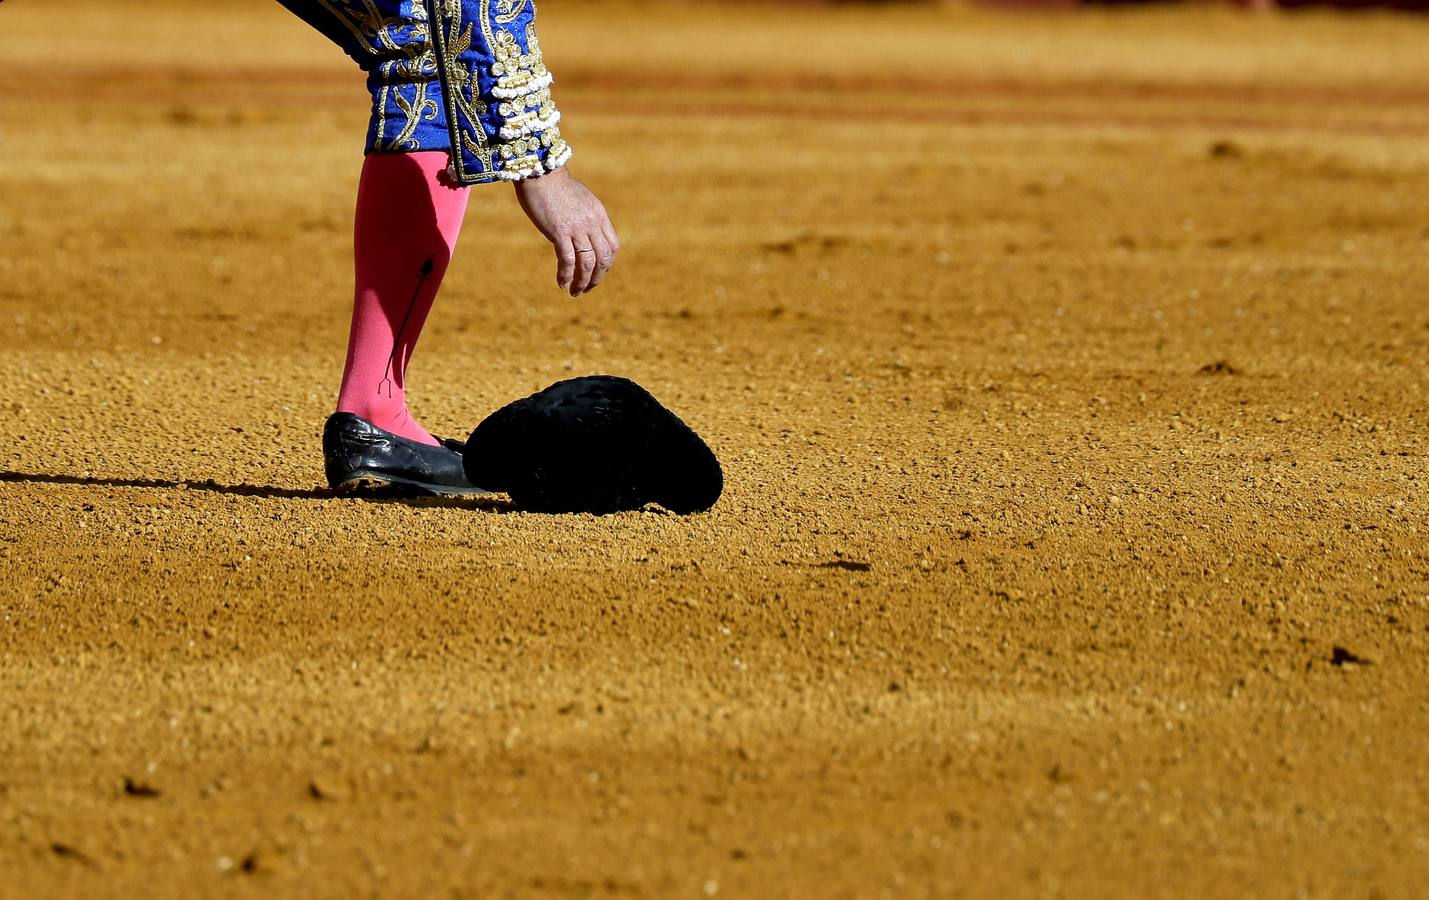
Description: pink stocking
336,151,470,446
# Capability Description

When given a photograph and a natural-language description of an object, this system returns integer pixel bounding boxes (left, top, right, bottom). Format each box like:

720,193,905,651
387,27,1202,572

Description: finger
600,218,620,259
571,235,597,296
555,238,576,293
584,232,614,293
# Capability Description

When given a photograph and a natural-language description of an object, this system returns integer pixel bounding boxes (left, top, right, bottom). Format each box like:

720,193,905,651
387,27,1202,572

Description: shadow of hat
463,375,723,515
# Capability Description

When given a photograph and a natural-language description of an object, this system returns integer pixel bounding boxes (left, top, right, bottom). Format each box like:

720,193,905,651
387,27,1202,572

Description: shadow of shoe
0,470,515,512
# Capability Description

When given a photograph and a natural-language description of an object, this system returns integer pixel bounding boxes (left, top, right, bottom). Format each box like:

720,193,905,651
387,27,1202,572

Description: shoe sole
331,470,492,498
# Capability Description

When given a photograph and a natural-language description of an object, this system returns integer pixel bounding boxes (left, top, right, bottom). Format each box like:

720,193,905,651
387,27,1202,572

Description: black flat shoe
462,375,722,514
322,412,486,497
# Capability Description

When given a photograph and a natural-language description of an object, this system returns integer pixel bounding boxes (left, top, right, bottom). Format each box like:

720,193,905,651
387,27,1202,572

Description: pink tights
336,151,470,446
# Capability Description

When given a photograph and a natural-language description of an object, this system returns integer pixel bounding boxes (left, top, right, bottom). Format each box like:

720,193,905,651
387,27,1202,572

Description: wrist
513,166,569,196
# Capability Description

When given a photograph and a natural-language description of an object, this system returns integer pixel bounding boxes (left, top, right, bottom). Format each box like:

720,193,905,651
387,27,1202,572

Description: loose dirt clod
1330,645,1372,667
307,778,347,802
49,843,94,867
122,777,160,799
818,560,872,572
1208,139,1244,159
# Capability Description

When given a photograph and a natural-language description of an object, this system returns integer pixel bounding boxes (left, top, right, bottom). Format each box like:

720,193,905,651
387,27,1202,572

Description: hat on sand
463,375,723,514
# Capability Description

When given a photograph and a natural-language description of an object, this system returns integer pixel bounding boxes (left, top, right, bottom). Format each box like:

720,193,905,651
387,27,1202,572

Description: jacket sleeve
426,0,573,185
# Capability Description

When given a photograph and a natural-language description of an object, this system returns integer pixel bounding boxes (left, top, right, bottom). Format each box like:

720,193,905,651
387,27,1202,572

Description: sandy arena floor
2,1,1427,896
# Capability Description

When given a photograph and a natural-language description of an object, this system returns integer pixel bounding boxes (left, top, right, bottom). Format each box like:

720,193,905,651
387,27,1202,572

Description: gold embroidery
432,0,495,178
312,2,444,153
316,0,408,54
376,82,389,146
494,0,531,25
428,0,569,182
385,80,441,150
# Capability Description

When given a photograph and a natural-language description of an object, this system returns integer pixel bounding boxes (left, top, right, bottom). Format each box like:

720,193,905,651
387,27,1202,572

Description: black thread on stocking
379,256,435,398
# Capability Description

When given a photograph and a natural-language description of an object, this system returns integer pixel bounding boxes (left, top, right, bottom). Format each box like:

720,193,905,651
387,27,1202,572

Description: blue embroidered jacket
279,0,571,185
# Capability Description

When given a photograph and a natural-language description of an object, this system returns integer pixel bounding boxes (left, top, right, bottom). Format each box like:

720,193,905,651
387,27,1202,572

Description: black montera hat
463,375,723,514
